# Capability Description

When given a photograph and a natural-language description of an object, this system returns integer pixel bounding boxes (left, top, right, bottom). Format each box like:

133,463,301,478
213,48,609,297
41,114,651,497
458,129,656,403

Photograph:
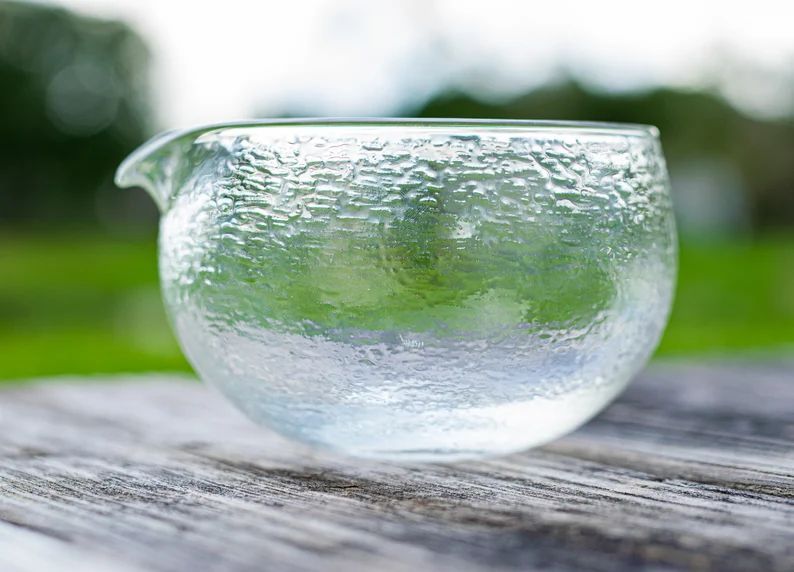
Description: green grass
0,232,189,380
659,235,794,355
1,231,792,380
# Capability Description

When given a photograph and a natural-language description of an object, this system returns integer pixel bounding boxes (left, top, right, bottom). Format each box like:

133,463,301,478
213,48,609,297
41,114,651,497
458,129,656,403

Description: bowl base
220,380,625,462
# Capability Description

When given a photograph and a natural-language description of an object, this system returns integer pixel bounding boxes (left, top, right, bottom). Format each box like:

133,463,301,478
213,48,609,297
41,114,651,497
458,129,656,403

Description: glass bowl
116,119,677,461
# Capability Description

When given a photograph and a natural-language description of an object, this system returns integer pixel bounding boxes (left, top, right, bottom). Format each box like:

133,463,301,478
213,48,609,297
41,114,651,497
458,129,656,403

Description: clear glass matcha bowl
116,119,677,461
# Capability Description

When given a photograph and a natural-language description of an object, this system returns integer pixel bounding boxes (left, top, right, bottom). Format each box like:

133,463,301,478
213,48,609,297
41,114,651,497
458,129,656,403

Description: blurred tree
412,82,794,235
0,0,153,228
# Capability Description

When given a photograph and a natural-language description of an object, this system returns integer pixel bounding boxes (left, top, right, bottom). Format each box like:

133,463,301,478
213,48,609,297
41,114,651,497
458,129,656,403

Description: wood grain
0,360,792,572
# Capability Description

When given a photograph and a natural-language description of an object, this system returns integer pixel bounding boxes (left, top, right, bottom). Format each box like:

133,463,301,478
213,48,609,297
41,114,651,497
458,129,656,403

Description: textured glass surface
117,119,677,461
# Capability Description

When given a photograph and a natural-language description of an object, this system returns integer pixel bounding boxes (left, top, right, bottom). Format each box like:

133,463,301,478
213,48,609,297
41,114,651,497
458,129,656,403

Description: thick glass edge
116,117,660,188
179,117,658,133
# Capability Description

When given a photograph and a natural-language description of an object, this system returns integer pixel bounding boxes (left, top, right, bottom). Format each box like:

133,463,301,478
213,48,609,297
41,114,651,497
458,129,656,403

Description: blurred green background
1,1,793,380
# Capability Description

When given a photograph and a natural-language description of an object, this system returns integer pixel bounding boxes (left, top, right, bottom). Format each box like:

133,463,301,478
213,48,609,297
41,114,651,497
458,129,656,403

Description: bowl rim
184,117,658,136
116,118,659,190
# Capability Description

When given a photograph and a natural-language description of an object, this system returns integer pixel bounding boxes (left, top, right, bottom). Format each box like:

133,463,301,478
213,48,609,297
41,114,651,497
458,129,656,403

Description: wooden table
0,361,792,572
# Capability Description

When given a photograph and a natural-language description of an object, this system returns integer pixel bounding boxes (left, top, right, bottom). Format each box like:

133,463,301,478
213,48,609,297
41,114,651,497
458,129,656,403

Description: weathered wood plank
0,360,793,572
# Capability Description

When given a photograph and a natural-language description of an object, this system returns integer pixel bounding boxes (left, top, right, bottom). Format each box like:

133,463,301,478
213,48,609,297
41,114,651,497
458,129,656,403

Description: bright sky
53,0,794,129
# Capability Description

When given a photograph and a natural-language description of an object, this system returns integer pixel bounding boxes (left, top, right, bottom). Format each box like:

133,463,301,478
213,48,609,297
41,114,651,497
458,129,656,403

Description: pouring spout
115,128,192,212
